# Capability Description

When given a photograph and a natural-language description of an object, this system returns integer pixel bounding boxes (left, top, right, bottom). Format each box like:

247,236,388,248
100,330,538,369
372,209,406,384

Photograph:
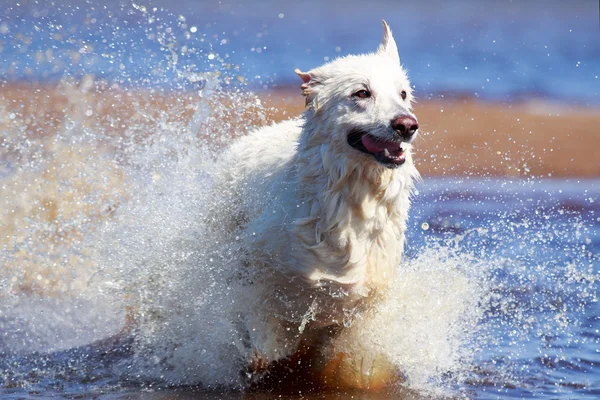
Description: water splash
0,74,494,397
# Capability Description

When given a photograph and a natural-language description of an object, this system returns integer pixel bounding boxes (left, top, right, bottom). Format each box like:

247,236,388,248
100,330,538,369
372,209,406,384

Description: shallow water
410,179,600,397
1,1,599,399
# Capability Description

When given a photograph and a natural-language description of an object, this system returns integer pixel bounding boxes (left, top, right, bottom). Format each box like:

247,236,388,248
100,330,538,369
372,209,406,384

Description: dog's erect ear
377,20,400,65
295,68,322,108
295,69,312,84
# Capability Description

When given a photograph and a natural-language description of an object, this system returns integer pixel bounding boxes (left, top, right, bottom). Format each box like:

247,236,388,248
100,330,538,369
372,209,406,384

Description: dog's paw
317,351,401,391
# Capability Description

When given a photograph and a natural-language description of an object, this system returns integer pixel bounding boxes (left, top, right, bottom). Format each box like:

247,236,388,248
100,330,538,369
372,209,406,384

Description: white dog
215,21,420,385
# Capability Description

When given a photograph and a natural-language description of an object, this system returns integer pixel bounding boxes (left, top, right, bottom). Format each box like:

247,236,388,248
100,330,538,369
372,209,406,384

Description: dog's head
296,21,418,169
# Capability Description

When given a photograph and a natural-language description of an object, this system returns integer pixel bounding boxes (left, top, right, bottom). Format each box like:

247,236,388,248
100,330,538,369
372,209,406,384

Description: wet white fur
216,22,420,364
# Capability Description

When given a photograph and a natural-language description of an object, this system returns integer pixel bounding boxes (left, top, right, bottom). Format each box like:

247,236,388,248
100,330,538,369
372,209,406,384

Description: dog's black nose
391,116,419,138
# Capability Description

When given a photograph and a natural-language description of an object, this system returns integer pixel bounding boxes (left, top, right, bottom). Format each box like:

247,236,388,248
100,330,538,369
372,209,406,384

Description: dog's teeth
384,148,391,157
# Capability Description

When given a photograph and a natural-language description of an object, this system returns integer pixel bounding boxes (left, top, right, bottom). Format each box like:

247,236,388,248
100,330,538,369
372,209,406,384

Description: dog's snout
391,116,419,138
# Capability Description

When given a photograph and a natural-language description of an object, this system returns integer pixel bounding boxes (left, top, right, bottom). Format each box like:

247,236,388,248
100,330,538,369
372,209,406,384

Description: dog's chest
293,189,407,294
344,196,406,289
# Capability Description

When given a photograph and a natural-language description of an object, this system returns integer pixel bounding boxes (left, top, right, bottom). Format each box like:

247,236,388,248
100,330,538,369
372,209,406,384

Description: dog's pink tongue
361,135,402,154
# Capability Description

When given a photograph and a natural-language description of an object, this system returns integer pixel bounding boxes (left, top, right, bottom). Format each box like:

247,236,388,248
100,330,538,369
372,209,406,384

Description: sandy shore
2,83,599,177
261,88,600,178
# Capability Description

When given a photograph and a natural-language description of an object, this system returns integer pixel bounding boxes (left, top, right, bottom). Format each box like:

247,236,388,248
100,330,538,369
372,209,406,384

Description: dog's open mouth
347,130,406,167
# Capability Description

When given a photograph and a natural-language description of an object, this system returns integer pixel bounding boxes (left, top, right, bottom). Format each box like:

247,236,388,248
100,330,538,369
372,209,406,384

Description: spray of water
0,67,492,398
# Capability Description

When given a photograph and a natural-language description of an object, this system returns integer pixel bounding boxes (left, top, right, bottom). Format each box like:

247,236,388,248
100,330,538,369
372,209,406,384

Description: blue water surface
1,0,599,104
408,178,600,398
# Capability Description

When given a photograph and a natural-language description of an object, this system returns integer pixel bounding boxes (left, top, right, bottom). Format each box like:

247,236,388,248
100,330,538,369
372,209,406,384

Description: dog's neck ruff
291,114,418,296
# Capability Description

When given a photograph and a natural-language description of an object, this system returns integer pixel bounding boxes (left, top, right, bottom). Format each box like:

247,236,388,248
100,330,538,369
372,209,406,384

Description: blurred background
2,0,599,176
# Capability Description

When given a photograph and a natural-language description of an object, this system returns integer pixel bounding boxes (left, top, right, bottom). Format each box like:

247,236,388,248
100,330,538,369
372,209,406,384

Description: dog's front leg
238,314,303,376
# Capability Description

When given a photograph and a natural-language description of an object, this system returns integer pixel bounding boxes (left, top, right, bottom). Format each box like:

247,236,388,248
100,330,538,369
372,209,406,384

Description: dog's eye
401,90,407,100
353,90,371,99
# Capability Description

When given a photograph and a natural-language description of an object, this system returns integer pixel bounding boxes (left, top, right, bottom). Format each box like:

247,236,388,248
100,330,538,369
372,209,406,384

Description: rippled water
410,179,600,397
1,1,599,399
